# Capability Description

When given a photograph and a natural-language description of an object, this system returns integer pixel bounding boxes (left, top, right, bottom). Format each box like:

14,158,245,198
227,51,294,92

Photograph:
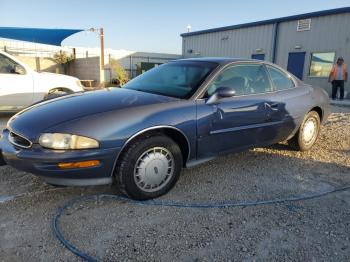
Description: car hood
8,88,179,141
34,72,83,92
37,71,78,82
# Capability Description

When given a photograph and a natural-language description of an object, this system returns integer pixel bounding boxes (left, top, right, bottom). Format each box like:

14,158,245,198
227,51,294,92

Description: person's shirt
335,65,344,80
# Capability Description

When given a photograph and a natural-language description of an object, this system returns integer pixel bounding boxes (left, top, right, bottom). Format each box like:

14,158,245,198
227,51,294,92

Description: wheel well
118,127,190,167
48,87,73,94
310,106,323,122
161,128,190,166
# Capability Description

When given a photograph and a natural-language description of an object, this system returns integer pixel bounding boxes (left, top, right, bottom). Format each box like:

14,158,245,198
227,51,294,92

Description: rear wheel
288,111,320,151
114,135,183,200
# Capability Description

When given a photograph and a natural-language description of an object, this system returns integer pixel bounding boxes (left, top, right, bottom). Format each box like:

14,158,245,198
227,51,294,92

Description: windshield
123,61,218,99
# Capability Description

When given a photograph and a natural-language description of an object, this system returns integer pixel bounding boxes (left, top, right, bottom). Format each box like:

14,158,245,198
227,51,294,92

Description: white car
0,51,84,112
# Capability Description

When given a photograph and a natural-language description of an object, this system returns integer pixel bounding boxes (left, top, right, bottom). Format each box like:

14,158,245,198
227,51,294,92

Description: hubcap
302,117,317,144
134,147,174,192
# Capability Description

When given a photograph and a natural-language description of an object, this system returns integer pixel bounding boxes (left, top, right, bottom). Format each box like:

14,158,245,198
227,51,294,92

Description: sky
0,0,349,54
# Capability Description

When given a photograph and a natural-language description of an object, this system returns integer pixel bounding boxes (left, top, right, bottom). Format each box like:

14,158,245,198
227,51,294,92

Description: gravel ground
0,106,350,261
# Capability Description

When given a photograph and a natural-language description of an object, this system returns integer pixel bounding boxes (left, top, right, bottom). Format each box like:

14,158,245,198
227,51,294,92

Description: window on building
309,52,335,77
297,19,311,31
266,65,294,91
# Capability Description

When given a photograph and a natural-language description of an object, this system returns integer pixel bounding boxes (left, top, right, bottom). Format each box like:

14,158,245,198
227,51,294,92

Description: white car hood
39,72,78,81
36,72,83,92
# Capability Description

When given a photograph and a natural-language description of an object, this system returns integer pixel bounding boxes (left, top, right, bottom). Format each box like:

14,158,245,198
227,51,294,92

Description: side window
267,65,294,91
206,64,273,97
0,54,25,75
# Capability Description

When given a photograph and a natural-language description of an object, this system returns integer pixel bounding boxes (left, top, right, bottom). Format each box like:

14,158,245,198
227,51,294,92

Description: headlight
39,133,99,150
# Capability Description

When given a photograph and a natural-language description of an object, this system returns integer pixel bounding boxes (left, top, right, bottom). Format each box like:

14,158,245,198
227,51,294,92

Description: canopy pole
100,28,104,70
98,28,105,86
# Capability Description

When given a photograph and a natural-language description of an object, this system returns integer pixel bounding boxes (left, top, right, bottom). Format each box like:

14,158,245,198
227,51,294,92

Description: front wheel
288,111,321,151
114,135,183,200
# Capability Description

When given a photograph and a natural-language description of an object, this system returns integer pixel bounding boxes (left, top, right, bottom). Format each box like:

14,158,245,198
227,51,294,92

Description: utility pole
87,27,105,86
100,28,104,70
99,28,105,86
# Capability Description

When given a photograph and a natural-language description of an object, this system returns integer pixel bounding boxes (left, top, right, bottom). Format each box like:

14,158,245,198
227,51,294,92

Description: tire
114,134,183,200
288,111,321,151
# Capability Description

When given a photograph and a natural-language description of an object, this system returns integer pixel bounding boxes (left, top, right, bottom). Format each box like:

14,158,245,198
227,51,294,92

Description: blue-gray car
0,58,330,199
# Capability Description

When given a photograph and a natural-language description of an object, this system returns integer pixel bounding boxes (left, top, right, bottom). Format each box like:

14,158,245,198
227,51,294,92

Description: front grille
8,132,32,148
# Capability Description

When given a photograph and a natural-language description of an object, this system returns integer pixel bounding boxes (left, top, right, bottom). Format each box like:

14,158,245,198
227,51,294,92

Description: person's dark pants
332,80,345,100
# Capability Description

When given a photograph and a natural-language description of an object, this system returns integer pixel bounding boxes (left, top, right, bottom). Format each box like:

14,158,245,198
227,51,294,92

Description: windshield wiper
130,88,169,97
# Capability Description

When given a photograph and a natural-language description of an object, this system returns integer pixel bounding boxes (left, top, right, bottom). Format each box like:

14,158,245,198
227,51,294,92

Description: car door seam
210,120,284,135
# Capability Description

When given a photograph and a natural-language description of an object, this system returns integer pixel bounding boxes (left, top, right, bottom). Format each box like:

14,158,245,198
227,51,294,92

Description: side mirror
206,86,235,105
14,65,25,75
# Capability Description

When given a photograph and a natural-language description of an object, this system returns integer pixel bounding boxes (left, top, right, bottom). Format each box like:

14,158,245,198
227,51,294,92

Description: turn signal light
58,160,100,169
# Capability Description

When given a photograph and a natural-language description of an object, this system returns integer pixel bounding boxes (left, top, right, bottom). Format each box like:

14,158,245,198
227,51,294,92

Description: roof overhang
181,6,350,37
0,27,83,46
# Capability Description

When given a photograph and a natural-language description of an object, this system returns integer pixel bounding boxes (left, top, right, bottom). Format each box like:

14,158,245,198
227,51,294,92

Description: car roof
173,57,258,65
172,57,303,84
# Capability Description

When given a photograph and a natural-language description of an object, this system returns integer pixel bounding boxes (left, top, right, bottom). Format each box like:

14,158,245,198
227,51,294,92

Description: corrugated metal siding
182,12,350,96
276,13,350,94
183,24,274,60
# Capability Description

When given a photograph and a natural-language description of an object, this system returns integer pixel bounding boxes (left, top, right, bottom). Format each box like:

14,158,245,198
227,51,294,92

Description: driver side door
0,53,34,111
196,62,283,158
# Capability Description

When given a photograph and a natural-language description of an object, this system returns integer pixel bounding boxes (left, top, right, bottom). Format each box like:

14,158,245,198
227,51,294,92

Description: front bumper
0,129,120,186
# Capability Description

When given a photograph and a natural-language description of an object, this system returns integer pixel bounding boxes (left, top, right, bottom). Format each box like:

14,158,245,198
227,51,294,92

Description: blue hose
52,185,350,262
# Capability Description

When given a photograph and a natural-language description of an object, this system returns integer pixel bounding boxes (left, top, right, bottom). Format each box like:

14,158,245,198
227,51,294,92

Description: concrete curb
330,100,350,108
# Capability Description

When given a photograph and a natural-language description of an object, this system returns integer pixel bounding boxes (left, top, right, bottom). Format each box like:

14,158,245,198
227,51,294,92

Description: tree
53,51,74,74
109,58,129,86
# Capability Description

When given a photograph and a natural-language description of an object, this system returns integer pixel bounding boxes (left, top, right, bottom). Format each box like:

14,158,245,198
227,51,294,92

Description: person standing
329,57,348,100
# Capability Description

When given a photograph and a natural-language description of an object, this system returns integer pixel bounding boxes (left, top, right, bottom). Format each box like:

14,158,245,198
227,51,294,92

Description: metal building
181,7,350,97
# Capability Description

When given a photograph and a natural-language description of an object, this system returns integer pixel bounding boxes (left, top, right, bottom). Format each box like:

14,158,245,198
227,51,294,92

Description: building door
251,54,265,60
137,62,163,76
287,52,306,79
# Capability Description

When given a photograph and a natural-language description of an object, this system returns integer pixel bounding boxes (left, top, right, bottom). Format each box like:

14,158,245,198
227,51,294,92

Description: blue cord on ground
52,185,350,262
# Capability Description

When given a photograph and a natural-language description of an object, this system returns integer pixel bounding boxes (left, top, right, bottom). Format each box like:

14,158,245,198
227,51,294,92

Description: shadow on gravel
172,149,350,203
51,152,350,262
1,148,349,204
263,143,292,151
1,145,350,261
15,150,350,261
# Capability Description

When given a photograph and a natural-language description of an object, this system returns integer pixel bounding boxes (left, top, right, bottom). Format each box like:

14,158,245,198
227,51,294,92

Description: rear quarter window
267,65,295,91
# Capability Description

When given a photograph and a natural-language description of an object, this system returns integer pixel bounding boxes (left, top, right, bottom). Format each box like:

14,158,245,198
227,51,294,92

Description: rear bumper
0,129,120,186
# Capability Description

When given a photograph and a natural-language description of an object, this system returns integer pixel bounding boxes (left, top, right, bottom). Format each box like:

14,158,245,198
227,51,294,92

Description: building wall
2,40,181,85
115,52,181,78
68,57,101,84
14,56,63,73
182,12,350,97
9,54,101,86
183,24,274,60
275,13,350,95
11,53,179,87
67,53,181,85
